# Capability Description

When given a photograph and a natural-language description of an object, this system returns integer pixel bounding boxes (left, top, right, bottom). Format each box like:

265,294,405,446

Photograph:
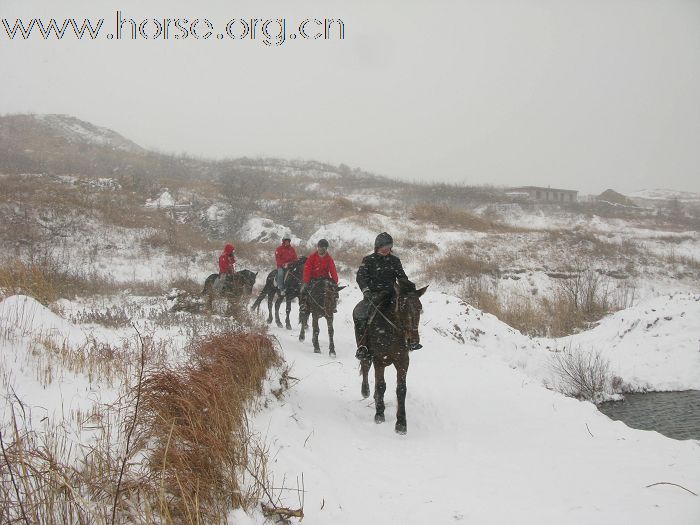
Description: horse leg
298,310,307,341
266,291,275,324
274,296,284,328
360,358,371,398
395,355,410,434
285,297,292,330
374,364,386,423
327,315,336,357
312,313,321,353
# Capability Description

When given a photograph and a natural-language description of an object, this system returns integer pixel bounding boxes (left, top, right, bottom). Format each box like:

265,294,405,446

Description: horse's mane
397,279,417,295
290,256,307,270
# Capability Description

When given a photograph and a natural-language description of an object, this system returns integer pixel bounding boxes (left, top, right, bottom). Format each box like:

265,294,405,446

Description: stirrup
355,345,371,360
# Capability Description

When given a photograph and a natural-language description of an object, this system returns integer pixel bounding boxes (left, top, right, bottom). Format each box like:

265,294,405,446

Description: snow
629,189,700,203
239,217,302,245
251,287,700,524
2,283,700,523
0,294,89,348
145,190,176,209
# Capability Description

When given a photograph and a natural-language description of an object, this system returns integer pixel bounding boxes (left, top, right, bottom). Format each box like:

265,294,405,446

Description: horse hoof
285,324,292,330
299,334,305,341
374,413,385,424
395,422,407,435
276,322,283,328
361,384,370,398
329,349,336,358
313,347,321,354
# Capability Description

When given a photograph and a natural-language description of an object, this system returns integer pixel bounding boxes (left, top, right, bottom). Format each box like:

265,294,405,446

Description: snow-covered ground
2,285,699,524
247,288,700,524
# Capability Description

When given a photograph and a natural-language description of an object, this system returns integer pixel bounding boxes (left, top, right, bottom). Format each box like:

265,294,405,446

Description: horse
298,278,346,356
358,280,427,434
251,256,307,329
202,269,257,312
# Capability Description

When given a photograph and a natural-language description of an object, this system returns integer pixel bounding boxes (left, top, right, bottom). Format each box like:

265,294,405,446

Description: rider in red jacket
303,239,338,286
275,235,298,296
219,243,236,275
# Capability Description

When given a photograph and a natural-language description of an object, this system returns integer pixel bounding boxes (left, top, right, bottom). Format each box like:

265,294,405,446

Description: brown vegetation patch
0,257,118,304
424,249,498,283
137,332,282,520
410,204,524,233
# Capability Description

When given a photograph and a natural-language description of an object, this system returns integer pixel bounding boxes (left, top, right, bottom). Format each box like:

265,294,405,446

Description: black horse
202,269,257,311
298,278,346,356
358,281,427,434
251,256,307,329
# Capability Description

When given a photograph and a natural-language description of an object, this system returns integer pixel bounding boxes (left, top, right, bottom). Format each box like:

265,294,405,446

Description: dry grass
0,330,287,524
460,271,633,337
137,332,282,520
0,257,118,304
410,204,525,233
424,249,498,283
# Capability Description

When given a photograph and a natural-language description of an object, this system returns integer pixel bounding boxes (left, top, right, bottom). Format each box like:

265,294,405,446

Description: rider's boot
354,319,371,360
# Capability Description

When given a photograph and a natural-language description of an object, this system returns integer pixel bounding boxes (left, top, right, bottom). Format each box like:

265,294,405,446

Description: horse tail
251,278,274,310
202,274,216,295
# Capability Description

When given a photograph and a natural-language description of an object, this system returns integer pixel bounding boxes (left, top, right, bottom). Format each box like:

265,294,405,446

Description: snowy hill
629,189,700,203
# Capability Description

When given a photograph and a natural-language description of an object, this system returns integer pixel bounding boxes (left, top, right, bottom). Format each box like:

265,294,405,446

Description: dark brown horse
298,278,346,356
202,269,257,312
359,281,427,434
251,256,307,329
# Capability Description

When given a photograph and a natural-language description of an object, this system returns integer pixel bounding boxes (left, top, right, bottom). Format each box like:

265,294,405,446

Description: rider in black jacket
354,232,416,359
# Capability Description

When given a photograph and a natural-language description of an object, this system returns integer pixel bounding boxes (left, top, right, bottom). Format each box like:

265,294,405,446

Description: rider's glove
362,289,372,301
300,283,307,293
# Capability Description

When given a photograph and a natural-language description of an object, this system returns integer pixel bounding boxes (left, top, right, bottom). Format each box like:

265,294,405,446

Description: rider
354,232,417,359
301,239,338,293
275,234,298,297
217,243,236,290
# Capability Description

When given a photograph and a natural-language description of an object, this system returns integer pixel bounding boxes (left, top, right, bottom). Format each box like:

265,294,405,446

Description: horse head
393,280,428,350
309,278,345,317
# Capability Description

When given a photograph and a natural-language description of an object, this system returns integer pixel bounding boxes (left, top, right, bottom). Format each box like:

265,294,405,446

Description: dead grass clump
0,257,117,304
460,271,630,337
0,330,285,524
138,332,282,521
141,221,217,256
424,250,498,283
411,204,522,232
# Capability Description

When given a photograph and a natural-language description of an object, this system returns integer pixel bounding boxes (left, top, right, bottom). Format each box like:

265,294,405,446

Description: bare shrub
550,346,614,403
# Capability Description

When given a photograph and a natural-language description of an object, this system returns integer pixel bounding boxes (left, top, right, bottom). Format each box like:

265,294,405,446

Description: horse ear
417,285,428,297
337,285,346,291
254,272,258,277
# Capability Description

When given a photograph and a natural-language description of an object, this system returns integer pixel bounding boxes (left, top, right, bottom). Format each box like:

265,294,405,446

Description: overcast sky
2,0,699,195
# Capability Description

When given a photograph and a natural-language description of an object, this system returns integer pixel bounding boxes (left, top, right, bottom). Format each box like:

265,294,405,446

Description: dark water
598,390,700,441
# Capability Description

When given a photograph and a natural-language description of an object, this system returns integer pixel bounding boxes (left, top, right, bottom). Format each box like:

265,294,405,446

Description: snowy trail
250,292,700,525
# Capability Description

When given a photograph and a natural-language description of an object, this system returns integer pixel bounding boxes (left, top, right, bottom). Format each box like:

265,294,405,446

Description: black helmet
317,238,329,248
374,232,393,250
